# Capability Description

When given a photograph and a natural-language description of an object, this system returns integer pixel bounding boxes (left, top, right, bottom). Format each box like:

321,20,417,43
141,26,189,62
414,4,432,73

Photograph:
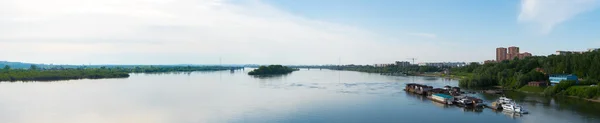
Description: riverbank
517,86,545,94
417,72,470,80
514,85,600,103
336,69,600,104
416,73,600,103
0,69,130,82
0,66,242,82
566,96,600,103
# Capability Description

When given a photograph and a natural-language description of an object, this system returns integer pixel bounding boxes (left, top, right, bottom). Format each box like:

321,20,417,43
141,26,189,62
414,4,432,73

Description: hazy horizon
1,0,599,65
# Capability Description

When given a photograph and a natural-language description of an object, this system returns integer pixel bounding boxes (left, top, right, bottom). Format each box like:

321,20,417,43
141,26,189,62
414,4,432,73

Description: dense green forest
248,65,298,75
0,65,242,82
453,50,600,89
337,65,443,75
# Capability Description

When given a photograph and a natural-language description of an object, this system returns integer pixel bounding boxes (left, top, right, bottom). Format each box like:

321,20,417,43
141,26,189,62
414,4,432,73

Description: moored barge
429,93,454,105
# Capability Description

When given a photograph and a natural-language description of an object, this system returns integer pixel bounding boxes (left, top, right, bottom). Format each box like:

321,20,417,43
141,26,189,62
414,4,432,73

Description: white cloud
518,0,600,34
407,33,437,38
0,0,477,65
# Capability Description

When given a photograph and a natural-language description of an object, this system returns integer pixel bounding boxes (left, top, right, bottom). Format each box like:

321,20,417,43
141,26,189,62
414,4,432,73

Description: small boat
498,96,513,104
457,98,473,105
489,101,503,110
494,96,529,114
501,103,528,114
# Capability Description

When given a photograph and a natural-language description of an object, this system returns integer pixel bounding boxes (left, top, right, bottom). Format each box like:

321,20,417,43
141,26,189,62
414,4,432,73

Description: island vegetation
248,65,298,75
451,50,600,100
0,65,242,82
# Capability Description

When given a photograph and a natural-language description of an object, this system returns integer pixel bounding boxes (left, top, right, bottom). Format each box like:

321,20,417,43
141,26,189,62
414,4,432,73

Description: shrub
563,86,600,99
579,79,599,86
544,80,577,96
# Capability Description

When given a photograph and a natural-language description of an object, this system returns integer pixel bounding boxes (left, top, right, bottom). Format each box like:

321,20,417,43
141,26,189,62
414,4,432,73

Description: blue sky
0,0,599,65
261,0,600,54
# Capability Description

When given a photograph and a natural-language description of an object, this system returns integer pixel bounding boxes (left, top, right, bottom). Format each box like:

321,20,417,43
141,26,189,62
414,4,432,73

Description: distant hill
0,61,43,69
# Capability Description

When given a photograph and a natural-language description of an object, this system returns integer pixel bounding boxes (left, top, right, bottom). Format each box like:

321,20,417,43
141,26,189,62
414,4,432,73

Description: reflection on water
501,110,522,119
251,74,290,79
0,69,598,123
462,107,484,113
431,100,450,108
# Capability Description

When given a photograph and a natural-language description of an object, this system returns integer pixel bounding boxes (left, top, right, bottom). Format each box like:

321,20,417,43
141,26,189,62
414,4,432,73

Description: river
0,69,598,123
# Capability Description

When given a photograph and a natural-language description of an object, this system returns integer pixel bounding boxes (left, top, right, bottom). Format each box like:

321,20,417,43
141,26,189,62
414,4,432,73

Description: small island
248,65,298,75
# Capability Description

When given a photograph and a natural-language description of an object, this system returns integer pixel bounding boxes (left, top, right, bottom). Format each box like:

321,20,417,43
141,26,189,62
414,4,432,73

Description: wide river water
0,69,599,123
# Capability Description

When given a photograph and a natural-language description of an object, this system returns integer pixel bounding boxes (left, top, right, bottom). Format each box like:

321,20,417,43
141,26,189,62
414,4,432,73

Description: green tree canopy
454,50,600,89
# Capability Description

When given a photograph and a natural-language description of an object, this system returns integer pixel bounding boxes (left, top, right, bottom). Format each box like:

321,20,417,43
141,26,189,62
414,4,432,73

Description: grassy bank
418,72,471,80
518,86,546,94
563,86,600,99
0,69,130,82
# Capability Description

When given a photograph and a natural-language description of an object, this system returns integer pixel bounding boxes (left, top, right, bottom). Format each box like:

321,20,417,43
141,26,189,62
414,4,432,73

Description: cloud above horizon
0,0,483,65
518,0,600,34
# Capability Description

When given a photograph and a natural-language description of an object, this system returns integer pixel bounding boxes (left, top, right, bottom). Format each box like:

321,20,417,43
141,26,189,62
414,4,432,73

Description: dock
404,83,485,107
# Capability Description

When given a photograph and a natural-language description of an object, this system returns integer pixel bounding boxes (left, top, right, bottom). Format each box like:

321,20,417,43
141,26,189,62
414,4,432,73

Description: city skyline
1,0,599,65
495,46,533,62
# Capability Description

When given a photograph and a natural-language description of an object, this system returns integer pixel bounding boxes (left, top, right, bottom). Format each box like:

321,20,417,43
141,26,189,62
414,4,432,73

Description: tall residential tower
508,46,520,60
496,47,507,62
494,46,531,63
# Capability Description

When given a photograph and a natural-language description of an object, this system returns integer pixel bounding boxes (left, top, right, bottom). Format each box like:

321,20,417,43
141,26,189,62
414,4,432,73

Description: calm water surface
0,69,599,123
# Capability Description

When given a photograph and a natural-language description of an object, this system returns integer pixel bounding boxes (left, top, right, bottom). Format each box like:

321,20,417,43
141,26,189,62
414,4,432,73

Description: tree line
337,65,444,75
0,65,242,82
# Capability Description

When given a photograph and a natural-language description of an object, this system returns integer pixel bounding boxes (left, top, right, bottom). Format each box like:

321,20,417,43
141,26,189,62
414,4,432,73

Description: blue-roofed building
433,93,453,99
549,74,578,85
431,93,454,104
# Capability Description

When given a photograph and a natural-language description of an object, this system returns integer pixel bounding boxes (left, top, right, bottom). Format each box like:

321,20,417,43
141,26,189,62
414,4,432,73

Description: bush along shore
0,65,241,82
543,80,600,102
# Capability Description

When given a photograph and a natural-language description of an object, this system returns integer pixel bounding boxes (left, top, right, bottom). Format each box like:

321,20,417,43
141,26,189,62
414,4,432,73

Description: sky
1,0,599,65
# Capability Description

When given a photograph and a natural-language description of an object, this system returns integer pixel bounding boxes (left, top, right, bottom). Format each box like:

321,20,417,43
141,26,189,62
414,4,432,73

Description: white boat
494,96,529,114
498,96,513,104
501,103,528,114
